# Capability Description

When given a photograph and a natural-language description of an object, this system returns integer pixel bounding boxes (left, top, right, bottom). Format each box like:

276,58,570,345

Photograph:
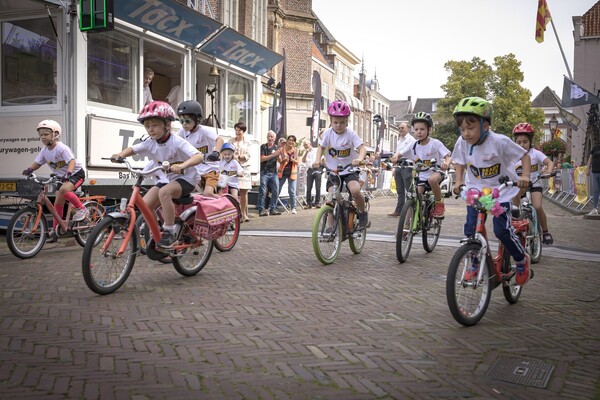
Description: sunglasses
179,118,194,124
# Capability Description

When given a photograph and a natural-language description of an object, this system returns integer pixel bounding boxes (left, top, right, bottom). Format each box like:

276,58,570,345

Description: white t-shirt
514,148,548,188
177,126,220,174
219,158,243,189
395,133,417,155
34,142,83,178
399,137,450,180
319,127,363,175
304,147,317,168
132,134,200,186
452,131,526,203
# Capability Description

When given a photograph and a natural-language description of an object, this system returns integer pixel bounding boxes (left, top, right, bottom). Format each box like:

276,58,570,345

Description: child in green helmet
451,97,533,286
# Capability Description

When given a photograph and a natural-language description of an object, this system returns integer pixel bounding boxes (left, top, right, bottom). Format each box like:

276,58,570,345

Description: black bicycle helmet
176,100,203,118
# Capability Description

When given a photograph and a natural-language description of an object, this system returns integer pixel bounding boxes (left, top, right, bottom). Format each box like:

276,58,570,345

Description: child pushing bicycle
111,101,204,250
451,97,533,286
312,100,369,229
22,120,88,240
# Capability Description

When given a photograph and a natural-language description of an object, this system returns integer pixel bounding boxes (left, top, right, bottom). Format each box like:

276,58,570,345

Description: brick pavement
0,196,599,399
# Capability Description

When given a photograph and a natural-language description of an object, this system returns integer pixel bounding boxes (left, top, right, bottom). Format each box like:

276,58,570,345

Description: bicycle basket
17,179,44,199
193,195,238,240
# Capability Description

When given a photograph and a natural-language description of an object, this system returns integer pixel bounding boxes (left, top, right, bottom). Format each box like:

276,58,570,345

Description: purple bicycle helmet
327,100,351,117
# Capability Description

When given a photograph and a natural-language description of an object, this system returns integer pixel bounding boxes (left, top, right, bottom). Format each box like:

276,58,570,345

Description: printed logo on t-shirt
197,145,209,154
415,158,435,167
469,163,501,179
328,147,351,158
49,160,67,169
515,163,540,176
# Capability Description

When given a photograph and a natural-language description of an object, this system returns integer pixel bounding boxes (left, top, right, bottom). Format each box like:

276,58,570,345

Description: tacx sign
114,0,282,75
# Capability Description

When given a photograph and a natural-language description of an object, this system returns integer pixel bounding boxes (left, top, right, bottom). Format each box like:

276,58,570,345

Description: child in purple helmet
312,100,369,228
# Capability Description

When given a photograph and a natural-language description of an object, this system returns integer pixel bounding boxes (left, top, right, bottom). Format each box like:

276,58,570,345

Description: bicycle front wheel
82,216,137,295
348,209,367,254
172,214,213,276
312,205,341,265
527,217,542,264
446,243,492,326
74,201,106,247
396,202,415,263
213,194,241,252
7,207,47,259
422,204,441,253
501,246,522,304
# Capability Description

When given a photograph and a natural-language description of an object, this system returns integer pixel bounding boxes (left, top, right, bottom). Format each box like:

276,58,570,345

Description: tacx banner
561,76,600,108
200,28,284,75
114,0,221,48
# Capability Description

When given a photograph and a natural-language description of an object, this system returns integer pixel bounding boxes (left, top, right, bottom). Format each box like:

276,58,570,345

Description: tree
432,54,545,150
540,138,566,160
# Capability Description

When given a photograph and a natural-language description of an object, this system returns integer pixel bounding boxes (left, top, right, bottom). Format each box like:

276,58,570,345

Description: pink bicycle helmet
138,101,177,123
512,122,535,139
327,100,351,117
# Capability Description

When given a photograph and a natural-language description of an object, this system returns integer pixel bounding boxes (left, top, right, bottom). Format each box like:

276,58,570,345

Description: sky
312,0,598,101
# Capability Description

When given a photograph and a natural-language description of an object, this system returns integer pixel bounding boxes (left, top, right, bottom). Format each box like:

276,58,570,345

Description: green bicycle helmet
453,97,493,123
411,112,433,128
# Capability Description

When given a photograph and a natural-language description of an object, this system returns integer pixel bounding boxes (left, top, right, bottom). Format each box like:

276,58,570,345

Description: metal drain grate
486,357,555,388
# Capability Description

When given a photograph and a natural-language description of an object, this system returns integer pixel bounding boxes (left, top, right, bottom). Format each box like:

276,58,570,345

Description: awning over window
335,89,363,111
114,0,283,75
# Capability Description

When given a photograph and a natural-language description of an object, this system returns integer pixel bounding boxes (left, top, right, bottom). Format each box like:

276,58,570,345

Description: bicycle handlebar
25,173,61,185
102,157,169,176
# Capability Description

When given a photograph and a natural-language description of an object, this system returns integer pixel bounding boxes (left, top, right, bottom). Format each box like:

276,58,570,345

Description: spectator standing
389,122,417,216
258,130,281,216
278,135,300,214
586,142,600,215
229,122,252,222
302,140,322,208
143,68,154,105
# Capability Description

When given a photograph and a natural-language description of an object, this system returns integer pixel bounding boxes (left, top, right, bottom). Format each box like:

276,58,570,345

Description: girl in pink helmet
312,100,369,228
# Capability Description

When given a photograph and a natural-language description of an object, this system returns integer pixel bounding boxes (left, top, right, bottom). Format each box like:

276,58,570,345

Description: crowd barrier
543,167,593,213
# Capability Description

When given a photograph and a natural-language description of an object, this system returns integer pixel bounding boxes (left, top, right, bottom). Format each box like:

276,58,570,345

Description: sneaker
291,208,297,214
388,211,401,217
315,204,321,209
270,209,281,216
432,202,445,218
306,204,312,209
515,254,531,286
47,228,58,243
587,208,598,215
259,210,269,217
157,231,176,249
72,207,88,222
358,211,370,229
464,256,479,281
542,232,554,245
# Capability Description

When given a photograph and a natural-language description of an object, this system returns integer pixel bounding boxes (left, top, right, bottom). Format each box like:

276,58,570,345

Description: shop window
87,30,137,110
226,72,252,130
1,18,57,107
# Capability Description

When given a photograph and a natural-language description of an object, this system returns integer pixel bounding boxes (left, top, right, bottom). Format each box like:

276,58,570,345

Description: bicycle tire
135,213,149,255
7,207,47,259
446,243,492,326
501,246,522,304
312,205,342,265
422,202,441,253
74,201,106,247
396,202,415,263
348,208,367,254
213,194,241,252
82,216,137,295
172,213,213,276
528,216,543,264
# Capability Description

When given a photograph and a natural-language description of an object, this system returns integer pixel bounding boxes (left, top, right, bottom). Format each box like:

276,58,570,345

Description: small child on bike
511,123,555,245
396,112,452,218
451,97,532,285
111,101,204,249
218,143,243,197
176,100,223,197
312,100,369,228
22,120,88,240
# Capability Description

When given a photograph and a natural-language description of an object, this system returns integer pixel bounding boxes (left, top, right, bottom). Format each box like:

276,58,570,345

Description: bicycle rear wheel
82,216,137,295
172,214,213,276
7,207,47,259
348,208,367,254
396,202,414,263
312,205,341,265
422,204,441,253
446,243,492,326
527,216,542,264
135,213,149,255
213,194,241,252
74,201,106,247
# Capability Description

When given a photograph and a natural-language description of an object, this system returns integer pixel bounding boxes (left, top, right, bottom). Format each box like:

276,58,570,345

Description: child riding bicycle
451,97,533,286
111,101,204,249
511,123,555,245
312,100,369,228
22,120,88,240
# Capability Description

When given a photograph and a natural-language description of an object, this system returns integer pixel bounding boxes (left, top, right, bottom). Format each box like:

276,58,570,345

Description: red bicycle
446,177,531,326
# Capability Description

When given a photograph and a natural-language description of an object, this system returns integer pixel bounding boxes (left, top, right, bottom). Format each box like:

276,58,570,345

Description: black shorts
156,179,195,197
64,169,86,189
326,172,359,191
530,186,543,193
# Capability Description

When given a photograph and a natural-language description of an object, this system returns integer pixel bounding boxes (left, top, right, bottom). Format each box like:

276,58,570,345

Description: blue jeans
258,172,279,212
279,176,297,209
591,172,600,208
464,202,525,262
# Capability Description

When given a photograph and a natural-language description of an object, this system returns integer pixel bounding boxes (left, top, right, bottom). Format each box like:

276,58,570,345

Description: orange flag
536,0,552,43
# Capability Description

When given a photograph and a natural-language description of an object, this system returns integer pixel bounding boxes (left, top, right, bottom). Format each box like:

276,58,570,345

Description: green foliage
540,138,566,159
435,54,545,144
